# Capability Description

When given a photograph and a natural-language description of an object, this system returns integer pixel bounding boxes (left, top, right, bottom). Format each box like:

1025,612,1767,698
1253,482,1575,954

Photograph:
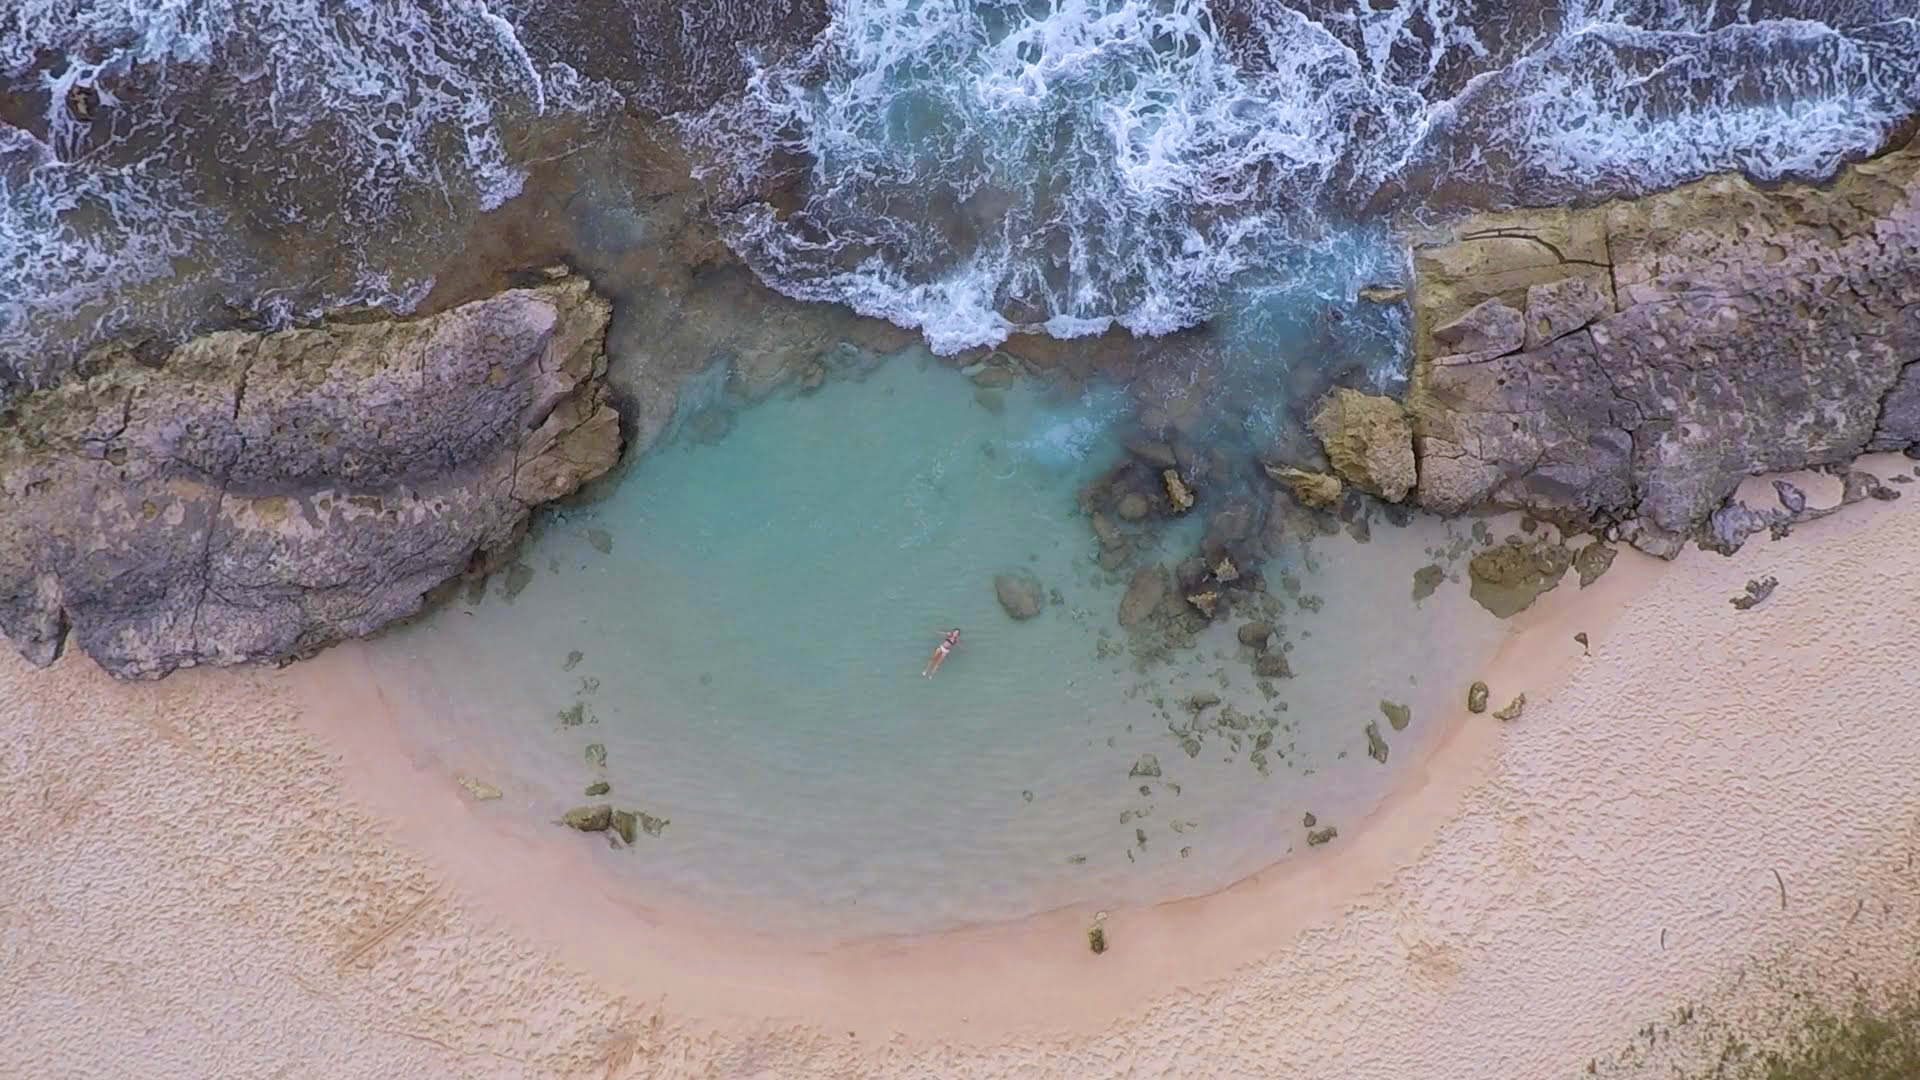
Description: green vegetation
1735,996,1920,1080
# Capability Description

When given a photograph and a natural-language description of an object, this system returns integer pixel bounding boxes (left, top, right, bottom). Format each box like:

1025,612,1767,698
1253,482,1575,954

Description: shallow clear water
365,352,1506,940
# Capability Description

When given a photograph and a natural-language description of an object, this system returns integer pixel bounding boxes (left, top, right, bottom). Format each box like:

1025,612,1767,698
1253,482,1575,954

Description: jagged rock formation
0,275,621,678
1309,388,1416,503
1406,142,1920,555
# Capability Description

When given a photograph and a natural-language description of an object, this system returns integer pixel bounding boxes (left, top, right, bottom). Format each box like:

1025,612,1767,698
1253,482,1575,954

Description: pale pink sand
4,480,1918,1078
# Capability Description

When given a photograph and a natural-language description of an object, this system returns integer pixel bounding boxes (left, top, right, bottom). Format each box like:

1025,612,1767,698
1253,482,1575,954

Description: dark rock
1411,563,1445,602
1409,147,1920,556
1118,564,1169,629
1572,541,1618,588
563,805,613,832
610,809,638,844
1773,480,1807,515
994,570,1046,620
0,277,621,677
1380,700,1411,731
1307,826,1338,846
1254,652,1292,679
1302,811,1317,828
1467,681,1490,713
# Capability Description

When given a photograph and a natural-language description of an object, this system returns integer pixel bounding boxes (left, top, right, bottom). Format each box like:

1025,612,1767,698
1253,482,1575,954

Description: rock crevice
0,274,622,677
1406,142,1920,555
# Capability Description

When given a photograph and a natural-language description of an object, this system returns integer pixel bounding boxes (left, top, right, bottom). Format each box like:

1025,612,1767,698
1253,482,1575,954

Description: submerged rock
1254,652,1293,679
562,805,613,833
1364,721,1390,763
1411,563,1445,603
457,776,503,801
1163,469,1195,513
610,809,638,845
1129,753,1162,778
1468,539,1574,619
1236,622,1274,651
0,276,621,677
1117,564,1169,629
994,570,1046,620
1731,575,1779,611
584,743,607,768
1116,492,1151,520
1467,681,1490,714
1310,388,1416,503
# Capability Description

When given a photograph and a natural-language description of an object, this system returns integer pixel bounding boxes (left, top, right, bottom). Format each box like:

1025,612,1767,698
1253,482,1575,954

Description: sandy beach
6,467,1920,1078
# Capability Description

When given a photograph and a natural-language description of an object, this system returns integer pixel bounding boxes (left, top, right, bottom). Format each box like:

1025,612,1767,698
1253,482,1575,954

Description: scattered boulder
1364,721,1390,763
1307,826,1339,846
610,809,638,844
1492,694,1527,722
1184,692,1221,713
1301,811,1317,828
1310,388,1416,503
584,780,610,797
994,570,1046,620
1088,924,1108,954
584,743,607,767
1237,622,1274,651
1467,681,1490,713
1380,700,1411,732
1163,469,1195,512
1254,652,1293,679
1731,575,1779,611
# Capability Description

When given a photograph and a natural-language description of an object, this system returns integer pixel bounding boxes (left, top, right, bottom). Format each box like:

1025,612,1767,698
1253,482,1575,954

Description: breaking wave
681,0,1920,352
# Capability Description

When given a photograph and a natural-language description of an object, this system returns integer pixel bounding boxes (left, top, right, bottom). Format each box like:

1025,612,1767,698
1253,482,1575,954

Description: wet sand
5,476,1920,1077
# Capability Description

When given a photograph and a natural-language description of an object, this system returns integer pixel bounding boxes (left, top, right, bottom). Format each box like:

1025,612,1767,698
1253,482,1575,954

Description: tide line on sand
3,478,1920,1078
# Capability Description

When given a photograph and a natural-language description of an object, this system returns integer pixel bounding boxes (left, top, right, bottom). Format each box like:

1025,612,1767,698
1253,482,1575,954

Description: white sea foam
683,0,1920,353
0,0,583,380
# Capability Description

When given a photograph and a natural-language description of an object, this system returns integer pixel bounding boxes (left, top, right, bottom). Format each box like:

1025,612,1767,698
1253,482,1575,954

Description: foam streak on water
681,0,1920,353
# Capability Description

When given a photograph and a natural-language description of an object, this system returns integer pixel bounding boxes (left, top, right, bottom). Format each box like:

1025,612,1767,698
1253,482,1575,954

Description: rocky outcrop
1407,143,1920,555
0,274,621,677
1309,388,1416,503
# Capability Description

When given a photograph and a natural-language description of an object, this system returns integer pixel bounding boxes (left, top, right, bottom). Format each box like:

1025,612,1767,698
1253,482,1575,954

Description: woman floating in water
924,628,961,678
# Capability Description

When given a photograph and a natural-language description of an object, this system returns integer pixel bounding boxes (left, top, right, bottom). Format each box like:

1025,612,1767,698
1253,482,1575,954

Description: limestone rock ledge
1407,142,1920,555
0,275,621,678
